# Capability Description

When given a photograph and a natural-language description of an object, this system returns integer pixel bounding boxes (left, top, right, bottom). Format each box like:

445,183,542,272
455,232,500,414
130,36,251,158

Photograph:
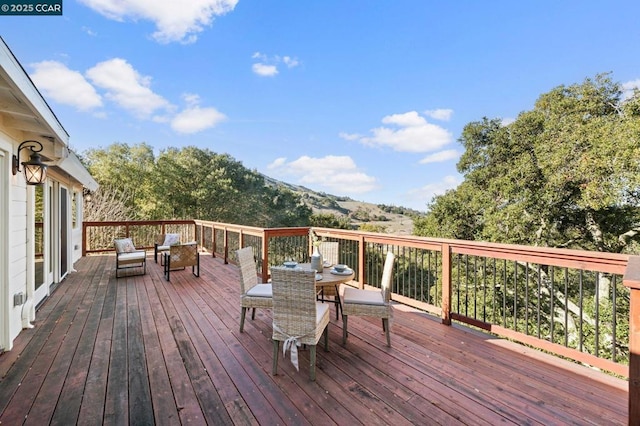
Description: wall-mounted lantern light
12,140,48,185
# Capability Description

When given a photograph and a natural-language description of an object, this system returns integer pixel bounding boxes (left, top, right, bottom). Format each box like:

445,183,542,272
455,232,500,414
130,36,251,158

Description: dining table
297,263,355,319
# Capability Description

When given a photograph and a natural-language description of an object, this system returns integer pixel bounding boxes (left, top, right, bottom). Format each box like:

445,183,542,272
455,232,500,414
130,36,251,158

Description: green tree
82,142,156,219
415,74,640,254
84,143,312,227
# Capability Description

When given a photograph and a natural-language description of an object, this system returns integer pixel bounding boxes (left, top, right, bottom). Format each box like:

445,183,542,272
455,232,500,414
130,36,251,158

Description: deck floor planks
0,253,629,425
0,257,98,423
149,265,234,425
50,255,112,425
390,311,627,424
24,257,105,425
159,268,261,425
126,273,155,425
143,264,207,425
136,271,181,425
76,264,118,425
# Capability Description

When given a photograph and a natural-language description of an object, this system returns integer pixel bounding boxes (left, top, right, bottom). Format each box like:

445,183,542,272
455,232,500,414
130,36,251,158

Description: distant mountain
261,175,424,235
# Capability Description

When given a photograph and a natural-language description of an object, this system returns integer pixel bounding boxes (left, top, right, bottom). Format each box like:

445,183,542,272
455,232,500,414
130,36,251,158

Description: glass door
60,185,69,279
33,185,46,304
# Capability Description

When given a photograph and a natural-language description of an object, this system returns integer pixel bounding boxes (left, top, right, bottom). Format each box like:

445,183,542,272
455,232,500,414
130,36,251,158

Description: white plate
330,269,352,276
315,273,323,281
323,261,332,268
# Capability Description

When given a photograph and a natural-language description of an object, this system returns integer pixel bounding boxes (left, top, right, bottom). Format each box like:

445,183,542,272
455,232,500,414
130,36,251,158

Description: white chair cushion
118,251,146,261
163,233,180,246
316,302,329,322
246,283,272,297
114,238,136,253
343,287,384,306
157,245,170,251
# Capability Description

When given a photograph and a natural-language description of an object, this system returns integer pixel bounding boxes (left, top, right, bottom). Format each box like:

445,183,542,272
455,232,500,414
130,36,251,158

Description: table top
297,263,355,288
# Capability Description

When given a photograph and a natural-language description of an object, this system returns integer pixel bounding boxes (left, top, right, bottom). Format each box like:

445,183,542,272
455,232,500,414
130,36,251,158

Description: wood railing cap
623,255,640,290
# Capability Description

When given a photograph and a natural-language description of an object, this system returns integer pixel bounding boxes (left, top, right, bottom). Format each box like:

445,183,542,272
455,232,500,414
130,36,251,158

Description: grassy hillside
262,175,423,235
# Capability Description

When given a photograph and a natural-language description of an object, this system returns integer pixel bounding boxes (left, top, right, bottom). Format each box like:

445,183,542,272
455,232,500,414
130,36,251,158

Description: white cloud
283,56,299,68
355,111,453,153
30,61,102,111
424,108,453,121
252,63,278,77
267,155,378,194
77,0,238,44
405,175,462,205
86,58,172,118
622,79,640,100
171,106,227,134
338,132,362,141
251,53,300,76
419,149,459,164
267,157,287,169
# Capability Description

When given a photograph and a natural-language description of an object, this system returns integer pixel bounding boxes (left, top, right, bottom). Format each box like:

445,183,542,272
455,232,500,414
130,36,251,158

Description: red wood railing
83,220,637,422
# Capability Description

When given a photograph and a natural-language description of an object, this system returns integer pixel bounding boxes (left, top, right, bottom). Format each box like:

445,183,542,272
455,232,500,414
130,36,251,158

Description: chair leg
323,325,329,351
309,345,316,381
193,254,200,277
342,315,348,344
383,318,390,347
251,307,256,320
240,307,247,332
272,340,280,376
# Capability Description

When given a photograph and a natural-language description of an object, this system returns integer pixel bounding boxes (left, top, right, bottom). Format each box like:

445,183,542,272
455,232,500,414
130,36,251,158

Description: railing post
624,255,640,425
211,224,216,258
261,230,270,283
441,243,452,325
358,234,366,289
223,227,229,264
82,222,87,257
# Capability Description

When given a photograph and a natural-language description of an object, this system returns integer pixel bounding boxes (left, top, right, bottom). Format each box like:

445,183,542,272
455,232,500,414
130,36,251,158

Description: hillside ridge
261,174,422,235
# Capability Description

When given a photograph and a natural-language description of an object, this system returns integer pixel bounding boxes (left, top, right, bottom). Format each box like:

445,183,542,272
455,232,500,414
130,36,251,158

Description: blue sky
2,1,639,211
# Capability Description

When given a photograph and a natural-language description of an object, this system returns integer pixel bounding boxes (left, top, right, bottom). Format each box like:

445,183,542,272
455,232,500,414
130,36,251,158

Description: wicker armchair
163,242,199,281
236,246,272,332
114,238,147,278
317,241,341,319
341,251,395,347
270,266,330,381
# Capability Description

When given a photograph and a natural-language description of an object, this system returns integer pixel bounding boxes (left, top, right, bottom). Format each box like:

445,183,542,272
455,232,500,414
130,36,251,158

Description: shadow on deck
0,253,628,425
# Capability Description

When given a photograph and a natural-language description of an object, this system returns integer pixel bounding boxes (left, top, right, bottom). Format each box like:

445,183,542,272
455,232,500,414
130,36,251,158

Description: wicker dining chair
341,251,395,347
163,242,199,281
270,266,330,381
317,241,342,319
236,246,272,333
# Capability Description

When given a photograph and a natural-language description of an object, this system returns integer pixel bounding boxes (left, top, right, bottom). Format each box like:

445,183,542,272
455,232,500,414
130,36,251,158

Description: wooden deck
0,253,628,425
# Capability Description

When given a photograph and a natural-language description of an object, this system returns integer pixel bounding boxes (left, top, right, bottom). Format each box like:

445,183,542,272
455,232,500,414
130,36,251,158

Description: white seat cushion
316,302,329,322
118,251,146,261
246,283,272,297
343,288,384,306
157,245,170,251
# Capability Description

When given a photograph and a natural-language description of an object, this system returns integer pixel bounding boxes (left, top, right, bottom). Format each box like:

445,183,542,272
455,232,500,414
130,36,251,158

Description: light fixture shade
12,140,49,185
22,152,48,185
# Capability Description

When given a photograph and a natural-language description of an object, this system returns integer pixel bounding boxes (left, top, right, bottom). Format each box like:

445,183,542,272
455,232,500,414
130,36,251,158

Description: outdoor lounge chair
154,233,180,263
163,242,200,281
114,237,147,278
270,266,330,381
236,246,272,332
341,251,394,347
